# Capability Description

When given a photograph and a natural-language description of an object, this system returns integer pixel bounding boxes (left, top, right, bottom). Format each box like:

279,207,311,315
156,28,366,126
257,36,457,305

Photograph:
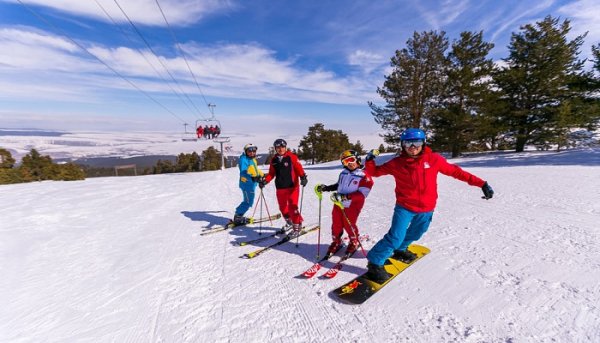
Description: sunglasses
401,139,424,148
341,156,358,166
246,147,257,152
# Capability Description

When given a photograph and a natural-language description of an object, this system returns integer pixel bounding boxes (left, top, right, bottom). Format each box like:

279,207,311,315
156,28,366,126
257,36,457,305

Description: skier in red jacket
316,150,374,257
259,139,308,235
363,128,494,283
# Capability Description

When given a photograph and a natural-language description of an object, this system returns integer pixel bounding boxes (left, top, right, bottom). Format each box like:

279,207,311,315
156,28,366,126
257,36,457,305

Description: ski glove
365,149,380,161
258,177,268,189
300,175,308,187
481,182,494,200
318,184,337,192
331,192,349,203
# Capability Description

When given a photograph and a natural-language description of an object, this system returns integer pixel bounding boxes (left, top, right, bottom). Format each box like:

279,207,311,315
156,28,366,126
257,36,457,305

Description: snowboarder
363,128,494,283
315,150,373,257
232,143,264,225
259,138,308,235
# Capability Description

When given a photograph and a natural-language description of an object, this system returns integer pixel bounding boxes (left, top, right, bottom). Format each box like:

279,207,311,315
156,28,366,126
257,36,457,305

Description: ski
200,213,281,236
236,227,289,246
300,244,345,278
242,225,320,259
321,250,357,279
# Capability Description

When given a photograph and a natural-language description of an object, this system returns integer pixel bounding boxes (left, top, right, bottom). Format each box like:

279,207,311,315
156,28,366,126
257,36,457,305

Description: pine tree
298,123,354,163
430,31,495,157
19,149,56,181
0,148,16,169
201,146,222,171
494,16,587,152
370,30,449,145
56,163,86,181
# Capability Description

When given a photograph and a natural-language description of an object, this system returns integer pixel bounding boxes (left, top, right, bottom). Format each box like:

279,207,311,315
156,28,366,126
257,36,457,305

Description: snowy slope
1,148,599,342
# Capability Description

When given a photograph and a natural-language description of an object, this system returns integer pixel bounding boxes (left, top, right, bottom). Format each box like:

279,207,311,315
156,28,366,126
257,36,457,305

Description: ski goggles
341,156,358,166
401,139,425,148
245,147,257,152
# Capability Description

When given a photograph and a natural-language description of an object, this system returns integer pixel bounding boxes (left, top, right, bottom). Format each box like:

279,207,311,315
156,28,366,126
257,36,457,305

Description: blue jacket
238,153,263,189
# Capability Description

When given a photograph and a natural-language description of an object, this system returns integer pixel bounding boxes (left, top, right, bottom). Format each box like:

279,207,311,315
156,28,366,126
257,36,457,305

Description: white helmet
243,143,257,153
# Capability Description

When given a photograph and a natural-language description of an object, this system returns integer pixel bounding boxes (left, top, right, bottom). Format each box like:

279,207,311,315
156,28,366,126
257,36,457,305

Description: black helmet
273,138,287,148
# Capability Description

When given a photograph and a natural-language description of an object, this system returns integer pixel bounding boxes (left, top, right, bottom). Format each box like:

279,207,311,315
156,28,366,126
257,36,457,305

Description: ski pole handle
314,184,323,201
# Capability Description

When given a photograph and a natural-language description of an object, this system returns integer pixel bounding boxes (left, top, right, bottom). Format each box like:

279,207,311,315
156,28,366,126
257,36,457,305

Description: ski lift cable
93,0,202,121
15,0,187,124
112,0,208,121
154,0,211,109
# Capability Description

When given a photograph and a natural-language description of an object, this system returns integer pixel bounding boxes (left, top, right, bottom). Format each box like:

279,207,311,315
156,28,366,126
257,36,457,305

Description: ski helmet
243,143,257,153
273,138,287,148
400,128,426,142
339,150,361,167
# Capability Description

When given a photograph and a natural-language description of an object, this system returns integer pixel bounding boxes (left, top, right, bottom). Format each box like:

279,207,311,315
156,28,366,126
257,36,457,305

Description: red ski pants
276,187,303,224
331,203,362,243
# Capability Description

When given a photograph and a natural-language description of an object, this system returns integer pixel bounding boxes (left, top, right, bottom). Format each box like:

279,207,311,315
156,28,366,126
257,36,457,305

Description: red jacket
265,150,305,189
364,147,485,212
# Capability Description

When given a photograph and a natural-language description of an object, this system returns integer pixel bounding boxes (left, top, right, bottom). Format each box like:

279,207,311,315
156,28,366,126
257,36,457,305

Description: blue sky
0,0,598,136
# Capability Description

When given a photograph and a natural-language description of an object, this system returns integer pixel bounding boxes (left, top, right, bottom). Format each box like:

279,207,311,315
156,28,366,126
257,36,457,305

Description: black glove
332,192,349,202
321,184,337,192
315,184,324,193
258,177,267,189
481,181,494,200
365,149,380,161
300,175,308,187
251,176,261,182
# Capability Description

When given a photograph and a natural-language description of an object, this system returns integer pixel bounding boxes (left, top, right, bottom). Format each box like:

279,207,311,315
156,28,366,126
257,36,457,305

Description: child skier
232,143,264,225
316,149,374,257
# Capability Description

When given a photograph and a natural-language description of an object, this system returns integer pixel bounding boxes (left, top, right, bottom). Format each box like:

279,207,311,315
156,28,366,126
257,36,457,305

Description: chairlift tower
213,136,230,170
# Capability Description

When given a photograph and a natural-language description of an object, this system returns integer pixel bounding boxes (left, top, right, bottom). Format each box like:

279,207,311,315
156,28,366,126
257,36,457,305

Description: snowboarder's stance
259,139,307,235
316,150,373,257
364,128,494,283
232,144,264,225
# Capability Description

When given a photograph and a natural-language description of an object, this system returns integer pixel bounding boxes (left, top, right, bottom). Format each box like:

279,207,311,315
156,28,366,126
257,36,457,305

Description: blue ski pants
235,186,256,216
367,204,433,266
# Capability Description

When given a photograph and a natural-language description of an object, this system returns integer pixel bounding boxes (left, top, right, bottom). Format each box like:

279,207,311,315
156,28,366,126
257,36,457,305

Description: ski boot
288,223,302,238
326,239,342,256
233,214,250,226
282,217,293,230
366,262,391,283
392,249,417,263
345,239,359,255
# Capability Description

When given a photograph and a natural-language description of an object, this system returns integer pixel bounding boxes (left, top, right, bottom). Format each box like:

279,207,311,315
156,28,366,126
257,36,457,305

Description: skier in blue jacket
232,144,264,225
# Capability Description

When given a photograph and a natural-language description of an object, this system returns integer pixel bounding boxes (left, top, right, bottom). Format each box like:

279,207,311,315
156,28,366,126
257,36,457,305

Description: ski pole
330,194,367,258
314,184,323,260
260,189,273,225
258,188,263,235
296,181,306,247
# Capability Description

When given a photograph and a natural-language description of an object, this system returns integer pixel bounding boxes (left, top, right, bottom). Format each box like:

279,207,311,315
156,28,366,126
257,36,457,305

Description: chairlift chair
181,123,198,142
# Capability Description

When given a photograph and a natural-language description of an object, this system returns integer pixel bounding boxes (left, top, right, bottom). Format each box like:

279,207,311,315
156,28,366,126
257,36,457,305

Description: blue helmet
400,128,426,142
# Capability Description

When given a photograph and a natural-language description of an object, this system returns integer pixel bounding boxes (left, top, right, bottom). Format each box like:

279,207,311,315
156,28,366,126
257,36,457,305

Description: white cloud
489,0,555,43
558,0,600,61
348,50,386,74
0,26,377,107
413,0,471,29
5,0,235,26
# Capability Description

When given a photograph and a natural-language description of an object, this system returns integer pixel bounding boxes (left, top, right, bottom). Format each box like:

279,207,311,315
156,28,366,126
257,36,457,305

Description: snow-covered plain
0,129,384,161
1,145,599,342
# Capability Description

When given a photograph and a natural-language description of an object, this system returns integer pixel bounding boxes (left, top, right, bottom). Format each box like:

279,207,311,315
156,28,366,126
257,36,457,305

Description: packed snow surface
1,147,599,342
